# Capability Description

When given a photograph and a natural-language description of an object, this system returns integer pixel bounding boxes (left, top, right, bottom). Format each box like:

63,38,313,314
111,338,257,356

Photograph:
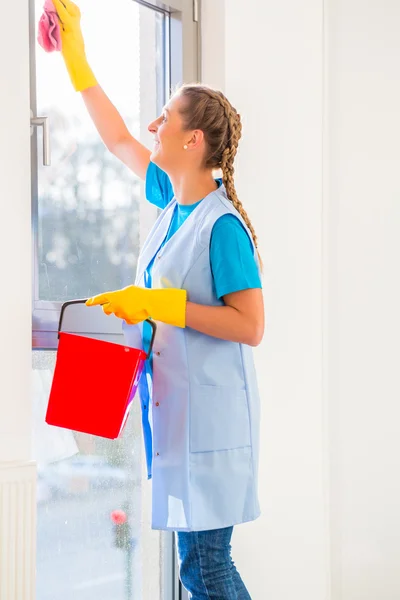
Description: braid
216,97,263,269
178,84,263,269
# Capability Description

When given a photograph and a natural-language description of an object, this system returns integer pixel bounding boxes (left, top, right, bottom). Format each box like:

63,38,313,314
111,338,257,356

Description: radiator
0,462,36,600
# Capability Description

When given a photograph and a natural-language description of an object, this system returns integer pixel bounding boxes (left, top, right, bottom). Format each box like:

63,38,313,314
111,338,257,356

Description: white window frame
30,0,200,351
30,1,199,599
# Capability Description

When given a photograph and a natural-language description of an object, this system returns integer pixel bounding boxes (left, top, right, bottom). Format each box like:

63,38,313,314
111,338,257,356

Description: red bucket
46,299,156,439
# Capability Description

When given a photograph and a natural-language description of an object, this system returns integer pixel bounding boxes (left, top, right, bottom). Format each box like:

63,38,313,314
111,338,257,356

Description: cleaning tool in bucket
46,299,156,439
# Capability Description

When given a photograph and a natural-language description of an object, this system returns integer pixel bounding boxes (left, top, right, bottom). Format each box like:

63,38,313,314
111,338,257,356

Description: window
30,1,198,599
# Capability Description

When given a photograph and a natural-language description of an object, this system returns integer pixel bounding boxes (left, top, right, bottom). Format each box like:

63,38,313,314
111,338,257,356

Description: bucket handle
58,299,157,360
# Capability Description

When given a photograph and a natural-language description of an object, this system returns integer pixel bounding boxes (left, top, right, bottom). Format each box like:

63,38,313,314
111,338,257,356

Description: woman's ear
186,129,204,150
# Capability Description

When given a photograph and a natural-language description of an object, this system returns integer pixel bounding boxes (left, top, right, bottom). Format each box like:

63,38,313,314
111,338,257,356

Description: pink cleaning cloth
38,0,62,53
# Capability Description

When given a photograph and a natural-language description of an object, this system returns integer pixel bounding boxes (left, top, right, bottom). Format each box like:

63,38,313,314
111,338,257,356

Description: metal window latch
30,110,51,166
193,0,199,22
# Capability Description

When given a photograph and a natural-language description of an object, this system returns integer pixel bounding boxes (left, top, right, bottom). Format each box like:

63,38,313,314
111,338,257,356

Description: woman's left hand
86,285,187,328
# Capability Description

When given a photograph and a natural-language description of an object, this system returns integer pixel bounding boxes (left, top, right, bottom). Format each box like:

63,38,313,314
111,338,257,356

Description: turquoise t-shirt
144,162,262,299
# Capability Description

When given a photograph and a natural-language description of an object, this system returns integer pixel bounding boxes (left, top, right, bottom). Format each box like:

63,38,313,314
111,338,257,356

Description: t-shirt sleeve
145,161,174,209
210,214,262,300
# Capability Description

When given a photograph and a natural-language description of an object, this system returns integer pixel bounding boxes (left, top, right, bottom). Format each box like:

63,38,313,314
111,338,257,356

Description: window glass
32,1,166,598
33,350,144,600
33,0,164,302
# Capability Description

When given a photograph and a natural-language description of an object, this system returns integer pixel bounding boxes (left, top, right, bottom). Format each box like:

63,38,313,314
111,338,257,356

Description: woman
52,2,264,598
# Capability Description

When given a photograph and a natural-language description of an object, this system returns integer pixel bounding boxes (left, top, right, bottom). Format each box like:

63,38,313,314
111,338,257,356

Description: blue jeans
175,526,252,599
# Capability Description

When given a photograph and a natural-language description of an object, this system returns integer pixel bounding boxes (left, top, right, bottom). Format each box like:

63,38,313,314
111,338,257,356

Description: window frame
30,0,200,351
30,1,199,599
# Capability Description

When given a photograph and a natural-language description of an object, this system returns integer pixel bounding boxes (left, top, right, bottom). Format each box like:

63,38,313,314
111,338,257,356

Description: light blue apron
123,184,261,531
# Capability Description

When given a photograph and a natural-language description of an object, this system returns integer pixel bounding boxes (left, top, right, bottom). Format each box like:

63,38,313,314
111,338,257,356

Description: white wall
0,0,32,463
328,2,400,599
202,1,400,599
0,2,37,598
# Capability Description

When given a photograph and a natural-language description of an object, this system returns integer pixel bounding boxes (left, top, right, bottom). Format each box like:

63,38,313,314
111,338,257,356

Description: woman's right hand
53,0,97,92
52,0,151,180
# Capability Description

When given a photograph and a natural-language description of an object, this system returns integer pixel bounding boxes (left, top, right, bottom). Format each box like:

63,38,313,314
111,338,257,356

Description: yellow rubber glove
53,0,97,92
86,285,187,328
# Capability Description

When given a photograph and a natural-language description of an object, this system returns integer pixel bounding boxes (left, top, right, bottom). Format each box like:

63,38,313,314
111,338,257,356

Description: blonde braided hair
177,84,262,268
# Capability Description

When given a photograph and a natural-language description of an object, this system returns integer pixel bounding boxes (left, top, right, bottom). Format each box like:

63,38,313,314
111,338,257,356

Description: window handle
30,112,51,166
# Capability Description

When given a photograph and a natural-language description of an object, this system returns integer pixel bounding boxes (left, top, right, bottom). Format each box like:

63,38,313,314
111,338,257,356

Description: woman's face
148,94,203,173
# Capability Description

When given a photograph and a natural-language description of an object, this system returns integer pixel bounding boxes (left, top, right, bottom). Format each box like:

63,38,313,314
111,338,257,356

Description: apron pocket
190,385,251,453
